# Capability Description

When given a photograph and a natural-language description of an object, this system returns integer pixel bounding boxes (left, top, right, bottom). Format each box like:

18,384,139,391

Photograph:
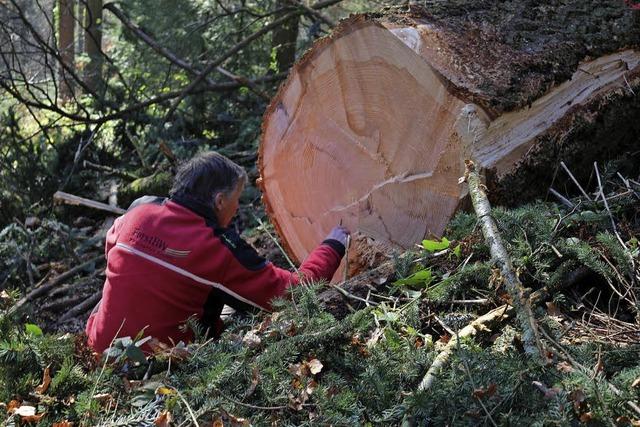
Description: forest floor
1,160,639,426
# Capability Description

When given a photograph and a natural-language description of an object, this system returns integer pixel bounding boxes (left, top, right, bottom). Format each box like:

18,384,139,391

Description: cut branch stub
259,4,640,278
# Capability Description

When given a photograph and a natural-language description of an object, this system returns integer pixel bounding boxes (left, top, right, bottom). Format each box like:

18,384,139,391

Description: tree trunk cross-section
259,2,640,279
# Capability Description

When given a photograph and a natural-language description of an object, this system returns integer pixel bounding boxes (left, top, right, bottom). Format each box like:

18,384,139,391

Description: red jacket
85,195,344,353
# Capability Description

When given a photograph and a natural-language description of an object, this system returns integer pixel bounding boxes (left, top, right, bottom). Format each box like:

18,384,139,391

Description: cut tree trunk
259,1,640,278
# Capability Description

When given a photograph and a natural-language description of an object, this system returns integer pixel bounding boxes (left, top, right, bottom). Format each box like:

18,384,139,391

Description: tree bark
271,0,300,72
84,0,103,93
57,0,75,100
259,1,640,279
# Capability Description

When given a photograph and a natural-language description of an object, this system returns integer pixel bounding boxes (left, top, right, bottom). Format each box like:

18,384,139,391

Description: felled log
259,1,640,277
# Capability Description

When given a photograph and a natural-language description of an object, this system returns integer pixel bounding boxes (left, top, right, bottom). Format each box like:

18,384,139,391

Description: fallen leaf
532,381,561,399
226,411,250,426
154,410,172,427
472,383,497,400
631,377,640,388
569,389,586,411
439,334,451,345
212,419,224,427
632,420,640,427
288,363,306,378
7,399,20,413
256,317,272,333
556,361,574,373
594,357,604,374
21,413,45,423
617,416,631,425
305,380,318,396
92,393,114,407
244,366,260,399
546,302,562,317
307,359,323,375
242,331,261,349
52,421,74,427
14,405,36,417
123,378,142,393
579,412,593,422
35,365,52,394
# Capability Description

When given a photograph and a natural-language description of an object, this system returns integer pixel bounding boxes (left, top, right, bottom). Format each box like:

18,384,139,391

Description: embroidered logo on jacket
130,228,167,255
164,247,192,258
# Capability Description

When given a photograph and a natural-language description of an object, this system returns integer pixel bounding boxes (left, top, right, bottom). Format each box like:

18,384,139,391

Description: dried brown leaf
6,399,20,414
579,412,593,422
546,302,563,317
154,410,172,427
244,366,260,398
52,421,74,427
35,365,51,394
472,383,497,400
616,416,630,425
556,361,574,373
20,413,45,423
532,381,561,399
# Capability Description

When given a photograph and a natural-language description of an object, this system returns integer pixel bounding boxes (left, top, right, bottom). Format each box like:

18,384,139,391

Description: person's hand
325,225,350,247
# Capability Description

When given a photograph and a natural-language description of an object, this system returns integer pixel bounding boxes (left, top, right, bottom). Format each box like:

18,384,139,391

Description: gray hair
169,151,247,205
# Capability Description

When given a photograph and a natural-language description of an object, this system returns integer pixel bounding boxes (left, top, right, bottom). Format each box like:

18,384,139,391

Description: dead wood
416,265,592,393
53,191,126,215
58,291,102,323
8,255,104,316
465,160,544,357
418,305,512,392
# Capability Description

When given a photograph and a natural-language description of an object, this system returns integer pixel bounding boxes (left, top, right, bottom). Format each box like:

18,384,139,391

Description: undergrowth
0,173,638,425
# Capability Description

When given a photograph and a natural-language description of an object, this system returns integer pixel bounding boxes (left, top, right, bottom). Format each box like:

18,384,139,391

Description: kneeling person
86,151,349,352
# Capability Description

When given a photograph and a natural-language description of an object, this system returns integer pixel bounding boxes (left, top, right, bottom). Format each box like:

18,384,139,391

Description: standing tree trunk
259,1,640,279
57,0,75,100
84,0,103,93
271,0,299,72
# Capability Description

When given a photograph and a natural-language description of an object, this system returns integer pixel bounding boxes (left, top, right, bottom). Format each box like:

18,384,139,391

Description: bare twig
560,161,592,201
593,162,617,233
549,187,575,209
540,327,640,418
464,160,545,358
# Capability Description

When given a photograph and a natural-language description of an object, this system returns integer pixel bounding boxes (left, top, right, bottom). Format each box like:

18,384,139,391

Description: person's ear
214,192,225,211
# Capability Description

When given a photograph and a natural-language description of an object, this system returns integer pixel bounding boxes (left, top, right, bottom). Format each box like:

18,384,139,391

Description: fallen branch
53,191,126,215
58,291,102,323
8,255,104,315
464,160,545,358
416,244,591,393
418,305,512,391
82,160,139,181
